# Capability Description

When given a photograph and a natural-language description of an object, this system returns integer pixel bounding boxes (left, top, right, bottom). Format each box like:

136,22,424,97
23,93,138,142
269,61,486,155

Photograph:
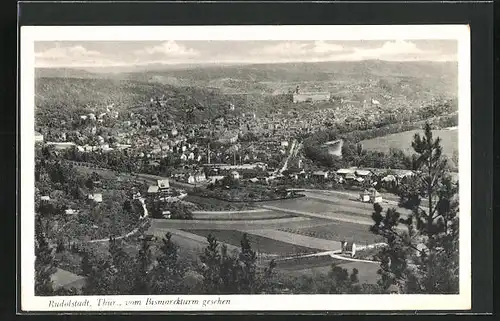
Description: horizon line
35,58,458,70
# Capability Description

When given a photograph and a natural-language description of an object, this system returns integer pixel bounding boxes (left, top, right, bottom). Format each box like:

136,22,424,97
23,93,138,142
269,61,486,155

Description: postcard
20,25,471,312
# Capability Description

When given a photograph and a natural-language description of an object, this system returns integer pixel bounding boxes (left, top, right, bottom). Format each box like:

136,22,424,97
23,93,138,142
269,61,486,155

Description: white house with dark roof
157,179,170,190
88,193,103,203
147,185,159,194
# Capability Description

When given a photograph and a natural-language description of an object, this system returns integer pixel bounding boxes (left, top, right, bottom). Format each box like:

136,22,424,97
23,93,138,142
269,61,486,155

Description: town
34,54,460,296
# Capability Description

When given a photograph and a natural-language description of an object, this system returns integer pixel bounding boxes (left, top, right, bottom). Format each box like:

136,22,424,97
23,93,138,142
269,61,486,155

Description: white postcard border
20,25,471,312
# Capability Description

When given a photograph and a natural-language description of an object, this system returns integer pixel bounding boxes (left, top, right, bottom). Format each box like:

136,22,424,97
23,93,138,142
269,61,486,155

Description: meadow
360,128,458,161
182,229,319,256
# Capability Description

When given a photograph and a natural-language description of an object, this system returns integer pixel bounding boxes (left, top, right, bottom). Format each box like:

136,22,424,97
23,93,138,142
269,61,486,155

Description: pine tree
238,233,257,293
327,266,362,294
108,237,134,294
132,237,152,294
34,216,56,295
153,233,185,294
219,244,239,294
370,123,459,294
199,234,222,293
80,250,92,277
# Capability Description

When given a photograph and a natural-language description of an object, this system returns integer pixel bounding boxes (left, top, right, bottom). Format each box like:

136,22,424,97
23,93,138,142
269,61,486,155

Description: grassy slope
360,128,458,159
182,229,319,255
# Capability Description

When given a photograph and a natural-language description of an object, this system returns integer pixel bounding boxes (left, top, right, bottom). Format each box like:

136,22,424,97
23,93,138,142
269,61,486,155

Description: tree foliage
370,123,459,294
34,216,56,295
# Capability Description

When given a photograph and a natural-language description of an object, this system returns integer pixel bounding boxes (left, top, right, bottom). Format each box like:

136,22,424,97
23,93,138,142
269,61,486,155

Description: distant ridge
36,60,458,81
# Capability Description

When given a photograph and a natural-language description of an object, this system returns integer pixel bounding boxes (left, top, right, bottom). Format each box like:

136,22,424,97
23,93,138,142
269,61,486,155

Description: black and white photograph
20,25,471,311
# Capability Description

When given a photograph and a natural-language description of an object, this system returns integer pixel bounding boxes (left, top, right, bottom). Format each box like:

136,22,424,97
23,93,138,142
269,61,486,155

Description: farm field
185,195,255,211
182,229,319,256
191,210,296,221
261,197,372,217
273,254,346,271
244,229,342,251
287,260,381,285
148,216,330,230
360,128,458,159
279,221,384,245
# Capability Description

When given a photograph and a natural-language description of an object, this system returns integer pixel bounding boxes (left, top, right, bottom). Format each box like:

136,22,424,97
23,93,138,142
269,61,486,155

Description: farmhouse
157,179,170,190
341,241,357,257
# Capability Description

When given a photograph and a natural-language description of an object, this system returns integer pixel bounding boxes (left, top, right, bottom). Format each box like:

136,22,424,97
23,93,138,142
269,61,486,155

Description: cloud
135,40,199,58
34,40,456,68
344,40,439,61
35,45,101,59
311,41,344,54
250,41,346,61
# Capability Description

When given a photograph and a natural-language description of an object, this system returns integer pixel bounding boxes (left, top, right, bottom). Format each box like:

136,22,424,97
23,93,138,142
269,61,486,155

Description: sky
34,40,457,68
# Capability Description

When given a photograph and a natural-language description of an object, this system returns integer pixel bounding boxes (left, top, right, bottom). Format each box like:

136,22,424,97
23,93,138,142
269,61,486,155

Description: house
345,173,357,181
187,172,206,184
369,188,383,204
157,179,170,190
359,190,371,202
336,168,354,176
281,141,289,148
207,175,225,184
45,142,76,150
355,169,372,178
381,174,397,182
312,171,329,179
147,185,159,194
34,131,44,143
230,171,240,180
65,209,79,215
88,193,103,203
341,241,356,257
162,210,172,219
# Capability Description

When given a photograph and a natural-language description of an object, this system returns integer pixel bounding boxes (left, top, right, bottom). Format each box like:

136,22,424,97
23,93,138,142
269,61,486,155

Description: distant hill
35,77,235,123
36,60,458,96
35,60,458,126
